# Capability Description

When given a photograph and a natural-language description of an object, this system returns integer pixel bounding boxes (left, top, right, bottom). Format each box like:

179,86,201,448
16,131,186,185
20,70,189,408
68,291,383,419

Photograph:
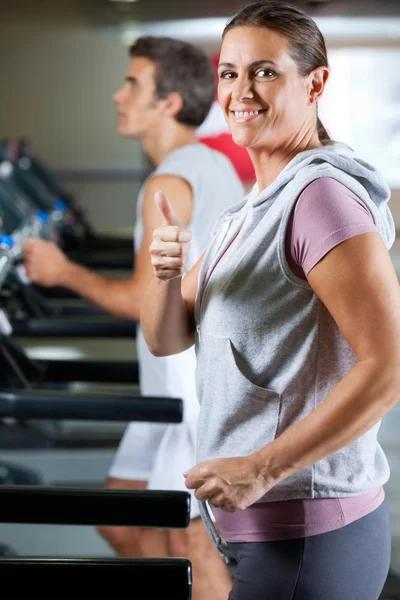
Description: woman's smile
230,109,268,124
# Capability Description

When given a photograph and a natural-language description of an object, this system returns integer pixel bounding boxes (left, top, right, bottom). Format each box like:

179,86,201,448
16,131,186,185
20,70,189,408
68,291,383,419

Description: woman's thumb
154,190,186,229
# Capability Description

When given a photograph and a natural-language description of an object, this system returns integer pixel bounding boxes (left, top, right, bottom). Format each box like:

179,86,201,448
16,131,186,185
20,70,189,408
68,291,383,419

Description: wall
0,1,147,234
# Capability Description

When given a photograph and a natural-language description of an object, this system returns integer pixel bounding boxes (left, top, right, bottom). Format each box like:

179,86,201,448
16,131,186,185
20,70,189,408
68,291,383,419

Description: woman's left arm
256,231,400,486
185,231,400,511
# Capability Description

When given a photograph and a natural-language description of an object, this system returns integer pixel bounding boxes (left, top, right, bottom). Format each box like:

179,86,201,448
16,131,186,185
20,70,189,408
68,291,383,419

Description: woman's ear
308,66,329,105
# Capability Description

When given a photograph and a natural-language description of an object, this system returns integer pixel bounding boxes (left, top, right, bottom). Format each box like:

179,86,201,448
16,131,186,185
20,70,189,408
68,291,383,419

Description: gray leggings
226,500,391,600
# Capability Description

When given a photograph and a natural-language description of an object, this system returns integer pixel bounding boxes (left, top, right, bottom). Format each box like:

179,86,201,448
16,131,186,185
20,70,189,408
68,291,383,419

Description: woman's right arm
140,191,203,356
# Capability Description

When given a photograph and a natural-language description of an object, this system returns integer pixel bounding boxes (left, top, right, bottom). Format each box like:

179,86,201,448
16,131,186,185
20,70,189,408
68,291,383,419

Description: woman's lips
230,109,267,123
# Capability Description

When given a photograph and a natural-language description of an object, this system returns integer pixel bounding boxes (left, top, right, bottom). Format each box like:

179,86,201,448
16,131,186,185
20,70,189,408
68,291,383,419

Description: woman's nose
231,76,254,101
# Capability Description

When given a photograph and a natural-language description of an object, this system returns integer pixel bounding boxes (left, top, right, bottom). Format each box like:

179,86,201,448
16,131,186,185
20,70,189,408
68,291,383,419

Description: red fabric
200,133,255,182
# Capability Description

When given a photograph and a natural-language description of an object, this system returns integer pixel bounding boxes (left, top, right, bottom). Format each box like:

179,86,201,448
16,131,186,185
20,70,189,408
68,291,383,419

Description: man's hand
23,238,71,287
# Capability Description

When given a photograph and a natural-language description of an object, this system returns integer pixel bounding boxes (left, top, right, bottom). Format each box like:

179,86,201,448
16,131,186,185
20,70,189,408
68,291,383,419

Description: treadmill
16,137,135,252
1,138,134,270
0,175,136,332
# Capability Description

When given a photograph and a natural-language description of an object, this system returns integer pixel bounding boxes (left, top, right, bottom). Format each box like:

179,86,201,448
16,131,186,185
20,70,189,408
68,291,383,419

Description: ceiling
81,0,400,25
2,0,399,40
2,0,399,27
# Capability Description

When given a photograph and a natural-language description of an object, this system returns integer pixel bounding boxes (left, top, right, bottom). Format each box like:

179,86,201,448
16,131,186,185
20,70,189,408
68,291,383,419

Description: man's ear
161,92,184,118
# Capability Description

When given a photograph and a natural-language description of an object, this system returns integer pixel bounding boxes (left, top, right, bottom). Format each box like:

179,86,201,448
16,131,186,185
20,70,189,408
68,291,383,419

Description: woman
141,2,400,598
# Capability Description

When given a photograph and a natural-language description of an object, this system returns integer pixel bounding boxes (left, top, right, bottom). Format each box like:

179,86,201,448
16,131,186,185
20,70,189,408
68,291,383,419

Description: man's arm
23,175,193,321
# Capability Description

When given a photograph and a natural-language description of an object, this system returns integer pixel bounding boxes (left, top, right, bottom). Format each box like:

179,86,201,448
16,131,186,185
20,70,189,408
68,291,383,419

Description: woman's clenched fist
150,190,192,281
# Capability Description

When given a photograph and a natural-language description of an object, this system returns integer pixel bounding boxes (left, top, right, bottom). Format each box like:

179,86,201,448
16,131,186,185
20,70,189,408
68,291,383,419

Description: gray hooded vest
193,142,396,557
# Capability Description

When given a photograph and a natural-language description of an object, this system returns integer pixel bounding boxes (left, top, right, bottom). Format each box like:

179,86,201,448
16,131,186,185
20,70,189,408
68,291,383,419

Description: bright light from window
121,16,400,44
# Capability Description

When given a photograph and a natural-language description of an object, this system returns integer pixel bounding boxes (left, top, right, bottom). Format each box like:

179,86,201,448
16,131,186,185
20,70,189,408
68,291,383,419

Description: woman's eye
220,71,235,80
256,69,276,78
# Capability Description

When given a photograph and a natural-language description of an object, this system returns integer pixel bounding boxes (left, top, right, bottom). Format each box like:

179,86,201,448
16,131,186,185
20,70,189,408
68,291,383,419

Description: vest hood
248,141,395,249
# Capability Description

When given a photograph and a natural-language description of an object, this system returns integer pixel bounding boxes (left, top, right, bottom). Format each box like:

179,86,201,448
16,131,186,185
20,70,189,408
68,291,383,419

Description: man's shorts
108,419,201,519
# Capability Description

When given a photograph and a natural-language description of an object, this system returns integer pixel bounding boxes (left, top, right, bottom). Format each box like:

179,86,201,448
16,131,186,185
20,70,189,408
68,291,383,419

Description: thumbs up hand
150,190,192,281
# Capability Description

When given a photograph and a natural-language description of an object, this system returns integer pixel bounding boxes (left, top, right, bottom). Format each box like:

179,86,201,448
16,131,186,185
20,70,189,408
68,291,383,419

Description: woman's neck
250,131,322,192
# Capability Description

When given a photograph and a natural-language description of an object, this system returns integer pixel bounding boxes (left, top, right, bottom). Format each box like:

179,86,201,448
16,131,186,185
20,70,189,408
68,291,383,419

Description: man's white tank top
134,143,245,424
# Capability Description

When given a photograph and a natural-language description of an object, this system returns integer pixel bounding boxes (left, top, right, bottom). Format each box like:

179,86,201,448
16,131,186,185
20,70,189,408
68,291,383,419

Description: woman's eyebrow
218,59,278,69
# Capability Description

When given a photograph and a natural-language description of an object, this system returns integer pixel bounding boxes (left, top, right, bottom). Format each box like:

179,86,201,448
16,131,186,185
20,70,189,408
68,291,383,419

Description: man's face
113,57,162,138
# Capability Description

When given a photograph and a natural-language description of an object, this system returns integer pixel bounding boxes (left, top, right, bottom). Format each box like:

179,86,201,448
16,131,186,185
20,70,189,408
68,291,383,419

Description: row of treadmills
0,138,192,598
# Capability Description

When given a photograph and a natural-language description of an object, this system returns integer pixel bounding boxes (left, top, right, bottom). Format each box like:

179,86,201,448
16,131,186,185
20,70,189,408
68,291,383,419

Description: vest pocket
196,333,281,460
228,339,277,400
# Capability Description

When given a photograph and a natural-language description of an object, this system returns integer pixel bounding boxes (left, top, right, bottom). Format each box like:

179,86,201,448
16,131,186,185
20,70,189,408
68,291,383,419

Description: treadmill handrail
0,390,183,423
44,359,139,384
11,316,137,337
0,485,190,528
0,557,192,598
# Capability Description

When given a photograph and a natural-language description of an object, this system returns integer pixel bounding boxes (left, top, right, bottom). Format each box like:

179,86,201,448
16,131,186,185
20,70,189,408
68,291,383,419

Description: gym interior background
0,0,399,594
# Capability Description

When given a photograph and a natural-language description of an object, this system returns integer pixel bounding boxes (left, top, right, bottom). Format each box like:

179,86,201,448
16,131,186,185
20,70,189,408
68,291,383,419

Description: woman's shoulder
301,176,357,198
297,176,372,219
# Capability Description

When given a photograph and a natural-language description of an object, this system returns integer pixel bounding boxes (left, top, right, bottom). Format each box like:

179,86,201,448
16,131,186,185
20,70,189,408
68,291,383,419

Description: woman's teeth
234,110,262,118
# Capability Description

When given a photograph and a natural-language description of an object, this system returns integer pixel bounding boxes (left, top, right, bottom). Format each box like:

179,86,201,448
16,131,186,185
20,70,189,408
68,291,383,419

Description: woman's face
218,26,319,150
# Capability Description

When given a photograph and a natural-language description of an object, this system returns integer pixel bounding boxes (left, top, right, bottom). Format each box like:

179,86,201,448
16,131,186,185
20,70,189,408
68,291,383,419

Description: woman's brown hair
223,1,332,145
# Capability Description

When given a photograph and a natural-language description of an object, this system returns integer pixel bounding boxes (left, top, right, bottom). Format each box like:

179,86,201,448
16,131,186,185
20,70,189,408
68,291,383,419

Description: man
23,36,244,599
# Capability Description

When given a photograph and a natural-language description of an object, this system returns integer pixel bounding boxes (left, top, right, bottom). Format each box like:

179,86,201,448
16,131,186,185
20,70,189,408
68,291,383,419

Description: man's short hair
129,36,216,128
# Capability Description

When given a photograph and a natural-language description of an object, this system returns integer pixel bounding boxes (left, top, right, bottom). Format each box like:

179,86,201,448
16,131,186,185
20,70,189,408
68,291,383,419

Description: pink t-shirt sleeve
286,177,378,279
